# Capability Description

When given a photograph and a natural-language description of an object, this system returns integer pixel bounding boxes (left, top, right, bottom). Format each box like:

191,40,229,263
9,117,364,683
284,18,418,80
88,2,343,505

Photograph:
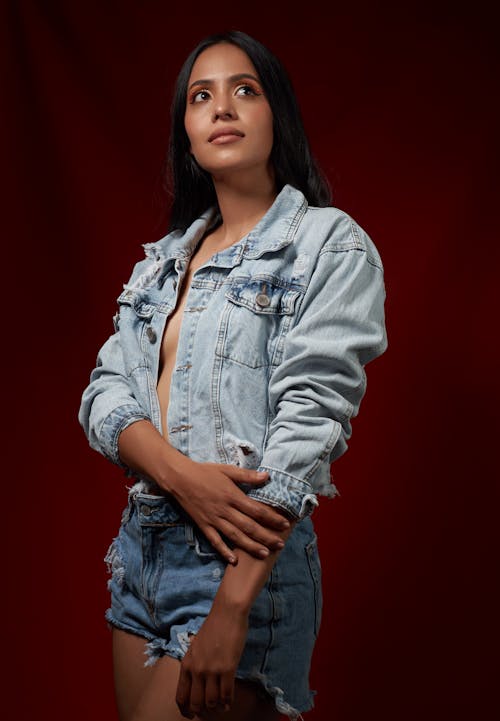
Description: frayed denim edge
145,638,314,721
104,615,314,720
235,668,314,721
104,611,158,645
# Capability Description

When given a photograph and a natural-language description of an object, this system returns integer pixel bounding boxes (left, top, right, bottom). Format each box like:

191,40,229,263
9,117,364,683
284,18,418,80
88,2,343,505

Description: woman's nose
212,94,236,120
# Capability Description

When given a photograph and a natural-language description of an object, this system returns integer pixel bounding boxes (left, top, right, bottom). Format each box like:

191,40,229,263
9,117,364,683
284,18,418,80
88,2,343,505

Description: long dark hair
165,30,332,233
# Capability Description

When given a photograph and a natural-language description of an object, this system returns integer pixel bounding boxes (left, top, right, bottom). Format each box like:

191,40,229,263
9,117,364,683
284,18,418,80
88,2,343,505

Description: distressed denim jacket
78,184,388,520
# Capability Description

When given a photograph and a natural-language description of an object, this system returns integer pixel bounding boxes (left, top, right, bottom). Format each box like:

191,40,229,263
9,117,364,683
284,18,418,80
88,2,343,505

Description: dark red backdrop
2,1,497,719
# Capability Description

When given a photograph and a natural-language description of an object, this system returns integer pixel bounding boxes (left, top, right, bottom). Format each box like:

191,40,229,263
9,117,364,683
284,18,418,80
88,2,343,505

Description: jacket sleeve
78,328,152,468
77,250,157,469
246,224,388,520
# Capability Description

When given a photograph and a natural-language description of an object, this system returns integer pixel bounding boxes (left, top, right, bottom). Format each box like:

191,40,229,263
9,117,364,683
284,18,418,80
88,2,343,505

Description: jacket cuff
246,466,319,521
99,404,151,467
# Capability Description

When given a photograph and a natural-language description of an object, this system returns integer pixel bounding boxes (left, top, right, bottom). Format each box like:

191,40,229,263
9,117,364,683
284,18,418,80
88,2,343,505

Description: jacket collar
146,184,308,269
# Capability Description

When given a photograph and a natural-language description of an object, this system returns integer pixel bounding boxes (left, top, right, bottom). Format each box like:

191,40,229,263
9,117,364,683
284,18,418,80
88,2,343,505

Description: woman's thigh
112,628,157,721
113,628,279,721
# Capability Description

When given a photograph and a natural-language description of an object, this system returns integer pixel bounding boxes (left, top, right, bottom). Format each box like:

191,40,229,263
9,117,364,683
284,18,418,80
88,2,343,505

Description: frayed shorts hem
104,611,314,720
104,487,320,719
105,610,186,665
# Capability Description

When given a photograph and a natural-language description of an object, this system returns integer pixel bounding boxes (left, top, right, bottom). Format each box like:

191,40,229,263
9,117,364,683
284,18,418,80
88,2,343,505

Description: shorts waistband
124,480,188,526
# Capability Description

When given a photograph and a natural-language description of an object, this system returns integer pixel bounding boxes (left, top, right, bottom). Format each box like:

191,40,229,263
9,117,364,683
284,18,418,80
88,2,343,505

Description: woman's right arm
117,420,290,562
78,330,289,563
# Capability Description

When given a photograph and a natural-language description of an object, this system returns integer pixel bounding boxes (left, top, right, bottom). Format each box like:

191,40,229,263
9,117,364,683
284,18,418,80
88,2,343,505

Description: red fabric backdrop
2,1,497,719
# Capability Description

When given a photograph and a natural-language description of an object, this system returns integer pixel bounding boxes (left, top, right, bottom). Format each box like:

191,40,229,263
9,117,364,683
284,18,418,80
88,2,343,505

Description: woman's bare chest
159,238,224,369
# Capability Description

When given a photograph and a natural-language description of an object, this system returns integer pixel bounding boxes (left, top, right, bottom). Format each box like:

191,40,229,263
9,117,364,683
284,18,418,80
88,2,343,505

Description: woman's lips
209,134,244,145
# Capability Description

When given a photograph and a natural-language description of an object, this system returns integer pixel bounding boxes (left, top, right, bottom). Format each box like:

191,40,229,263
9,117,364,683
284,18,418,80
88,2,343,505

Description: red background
2,1,497,719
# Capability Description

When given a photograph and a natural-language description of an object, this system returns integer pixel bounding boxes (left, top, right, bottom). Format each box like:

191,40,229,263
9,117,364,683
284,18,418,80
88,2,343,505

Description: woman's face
184,43,274,181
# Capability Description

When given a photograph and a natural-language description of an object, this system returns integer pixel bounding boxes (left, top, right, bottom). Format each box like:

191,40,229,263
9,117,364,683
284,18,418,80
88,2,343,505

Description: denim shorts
104,480,322,720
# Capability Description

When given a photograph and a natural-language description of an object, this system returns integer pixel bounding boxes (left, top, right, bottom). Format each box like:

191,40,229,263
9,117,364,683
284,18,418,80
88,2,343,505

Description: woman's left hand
176,602,249,718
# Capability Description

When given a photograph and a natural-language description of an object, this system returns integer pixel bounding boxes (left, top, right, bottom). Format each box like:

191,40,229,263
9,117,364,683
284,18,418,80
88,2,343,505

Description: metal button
146,326,157,343
141,504,152,516
256,293,270,307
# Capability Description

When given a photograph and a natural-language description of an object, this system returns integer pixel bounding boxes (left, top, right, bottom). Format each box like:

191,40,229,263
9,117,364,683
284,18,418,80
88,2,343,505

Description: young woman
79,30,388,721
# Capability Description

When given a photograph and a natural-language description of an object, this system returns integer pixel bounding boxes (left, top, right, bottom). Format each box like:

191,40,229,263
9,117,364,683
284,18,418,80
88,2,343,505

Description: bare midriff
157,228,227,442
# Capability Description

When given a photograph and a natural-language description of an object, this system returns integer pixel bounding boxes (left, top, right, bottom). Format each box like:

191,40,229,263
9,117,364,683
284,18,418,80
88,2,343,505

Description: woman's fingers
176,611,246,716
217,464,270,486
218,465,292,531
201,526,238,565
188,673,206,717
173,461,292,558
226,507,287,551
176,664,193,719
212,518,279,559
200,503,291,562
220,670,235,712
204,673,220,711
202,521,268,562
178,667,231,716
236,495,293,530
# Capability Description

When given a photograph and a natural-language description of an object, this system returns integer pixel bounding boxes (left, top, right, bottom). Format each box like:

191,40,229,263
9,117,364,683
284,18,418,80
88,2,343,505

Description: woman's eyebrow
188,73,261,91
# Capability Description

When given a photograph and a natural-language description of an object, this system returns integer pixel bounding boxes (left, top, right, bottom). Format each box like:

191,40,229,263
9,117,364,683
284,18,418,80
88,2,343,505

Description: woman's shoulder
300,203,384,271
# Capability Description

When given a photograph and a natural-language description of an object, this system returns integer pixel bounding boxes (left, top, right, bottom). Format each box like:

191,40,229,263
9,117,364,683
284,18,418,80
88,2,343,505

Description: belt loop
185,522,195,547
122,481,142,524
120,486,136,525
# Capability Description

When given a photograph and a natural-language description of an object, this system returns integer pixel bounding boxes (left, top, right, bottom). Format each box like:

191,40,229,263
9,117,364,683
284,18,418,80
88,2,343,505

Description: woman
79,30,388,721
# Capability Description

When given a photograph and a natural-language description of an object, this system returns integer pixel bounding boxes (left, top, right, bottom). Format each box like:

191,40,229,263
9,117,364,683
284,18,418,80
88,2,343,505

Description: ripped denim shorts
104,480,323,720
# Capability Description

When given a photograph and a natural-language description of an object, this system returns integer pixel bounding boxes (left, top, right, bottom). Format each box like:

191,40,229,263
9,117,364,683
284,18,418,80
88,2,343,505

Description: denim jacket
78,184,388,520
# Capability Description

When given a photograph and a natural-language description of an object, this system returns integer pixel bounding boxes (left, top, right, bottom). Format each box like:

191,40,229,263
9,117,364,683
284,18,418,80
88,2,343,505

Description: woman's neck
210,171,276,248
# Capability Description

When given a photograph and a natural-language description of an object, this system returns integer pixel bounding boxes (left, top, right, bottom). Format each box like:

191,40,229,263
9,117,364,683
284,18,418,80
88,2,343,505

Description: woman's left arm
247,217,389,520
176,513,296,717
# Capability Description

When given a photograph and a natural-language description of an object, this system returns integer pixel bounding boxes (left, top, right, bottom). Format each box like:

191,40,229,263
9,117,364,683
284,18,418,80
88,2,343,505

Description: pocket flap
225,277,301,315
117,289,156,319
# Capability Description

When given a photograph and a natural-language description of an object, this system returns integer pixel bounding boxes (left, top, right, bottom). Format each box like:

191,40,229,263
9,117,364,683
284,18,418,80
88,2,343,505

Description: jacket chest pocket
218,277,302,369
116,289,159,371
117,289,158,324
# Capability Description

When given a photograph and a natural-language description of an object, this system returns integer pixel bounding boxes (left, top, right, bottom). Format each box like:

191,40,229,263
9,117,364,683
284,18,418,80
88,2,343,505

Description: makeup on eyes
189,84,261,104
187,73,263,104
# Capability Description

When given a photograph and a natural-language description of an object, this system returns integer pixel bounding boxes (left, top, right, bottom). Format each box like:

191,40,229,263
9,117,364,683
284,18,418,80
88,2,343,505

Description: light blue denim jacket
78,184,388,520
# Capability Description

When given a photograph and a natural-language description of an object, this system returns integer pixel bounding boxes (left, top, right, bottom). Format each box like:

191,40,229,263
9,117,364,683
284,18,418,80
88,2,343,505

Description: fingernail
281,520,290,528
228,555,236,564
256,471,268,477
276,541,285,549
259,548,269,557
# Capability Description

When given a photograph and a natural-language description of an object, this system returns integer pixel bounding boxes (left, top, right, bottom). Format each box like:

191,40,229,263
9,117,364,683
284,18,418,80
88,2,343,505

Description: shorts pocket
194,530,220,559
186,524,233,563
305,535,323,638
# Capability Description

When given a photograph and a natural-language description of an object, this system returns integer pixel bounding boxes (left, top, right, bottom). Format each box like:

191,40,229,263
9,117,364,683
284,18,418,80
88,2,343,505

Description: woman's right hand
117,420,290,564
166,459,291,564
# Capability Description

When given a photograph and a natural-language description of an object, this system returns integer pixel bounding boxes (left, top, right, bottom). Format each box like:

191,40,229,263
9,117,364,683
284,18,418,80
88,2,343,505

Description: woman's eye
192,89,210,103
236,85,259,96
190,85,261,104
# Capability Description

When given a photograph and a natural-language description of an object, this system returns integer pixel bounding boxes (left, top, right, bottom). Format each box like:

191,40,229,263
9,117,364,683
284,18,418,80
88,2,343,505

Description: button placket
165,277,206,453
